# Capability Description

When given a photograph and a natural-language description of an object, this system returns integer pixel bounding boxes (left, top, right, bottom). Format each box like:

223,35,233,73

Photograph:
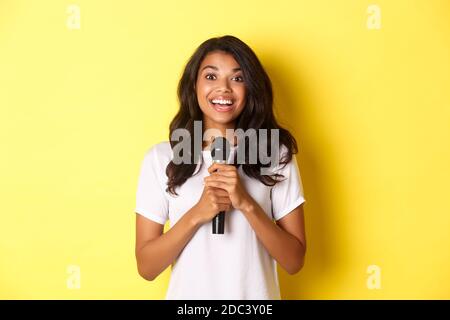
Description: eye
205,73,216,80
233,76,244,82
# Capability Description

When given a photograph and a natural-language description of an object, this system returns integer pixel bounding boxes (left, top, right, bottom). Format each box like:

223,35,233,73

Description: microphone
210,136,231,234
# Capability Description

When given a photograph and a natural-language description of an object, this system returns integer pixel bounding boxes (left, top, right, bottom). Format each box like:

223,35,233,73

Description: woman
134,35,307,299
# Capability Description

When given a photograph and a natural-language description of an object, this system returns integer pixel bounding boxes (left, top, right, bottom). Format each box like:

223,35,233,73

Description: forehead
199,51,241,71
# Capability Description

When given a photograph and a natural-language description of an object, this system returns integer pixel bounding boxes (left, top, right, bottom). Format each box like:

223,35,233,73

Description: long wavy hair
166,35,298,196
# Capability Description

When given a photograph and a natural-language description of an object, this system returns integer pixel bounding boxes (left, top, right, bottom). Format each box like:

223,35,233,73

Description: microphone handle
211,159,227,234
212,211,225,234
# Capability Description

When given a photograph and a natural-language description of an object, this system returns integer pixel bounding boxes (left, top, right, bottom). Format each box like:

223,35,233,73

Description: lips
211,103,234,112
208,96,235,113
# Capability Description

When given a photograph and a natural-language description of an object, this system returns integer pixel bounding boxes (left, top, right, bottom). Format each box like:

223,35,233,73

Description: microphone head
210,136,231,163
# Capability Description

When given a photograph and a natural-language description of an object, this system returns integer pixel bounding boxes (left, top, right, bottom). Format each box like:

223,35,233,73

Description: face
196,50,246,133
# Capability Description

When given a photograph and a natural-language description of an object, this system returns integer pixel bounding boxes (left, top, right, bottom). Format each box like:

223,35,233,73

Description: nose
215,77,232,93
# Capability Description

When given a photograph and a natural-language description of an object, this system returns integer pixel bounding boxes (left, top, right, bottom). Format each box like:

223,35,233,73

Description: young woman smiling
134,35,307,300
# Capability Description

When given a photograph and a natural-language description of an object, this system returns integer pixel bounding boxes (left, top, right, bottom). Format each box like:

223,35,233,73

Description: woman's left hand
204,163,253,211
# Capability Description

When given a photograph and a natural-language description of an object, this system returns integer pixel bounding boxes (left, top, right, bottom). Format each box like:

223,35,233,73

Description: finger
205,180,228,190
215,196,231,204
208,163,236,174
213,189,229,197
204,175,234,184
209,170,237,178
206,186,228,196
218,203,232,212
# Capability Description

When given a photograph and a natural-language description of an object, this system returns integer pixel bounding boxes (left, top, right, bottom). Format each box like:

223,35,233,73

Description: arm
241,200,307,275
135,207,202,281
135,185,232,281
204,162,307,275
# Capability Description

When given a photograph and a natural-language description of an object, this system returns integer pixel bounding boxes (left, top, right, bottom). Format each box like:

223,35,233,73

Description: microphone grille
210,136,231,162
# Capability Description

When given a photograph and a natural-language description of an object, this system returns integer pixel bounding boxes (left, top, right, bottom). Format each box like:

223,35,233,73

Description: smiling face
196,50,247,138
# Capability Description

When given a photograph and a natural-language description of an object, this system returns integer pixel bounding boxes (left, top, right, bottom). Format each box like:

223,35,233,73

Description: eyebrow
201,65,241,72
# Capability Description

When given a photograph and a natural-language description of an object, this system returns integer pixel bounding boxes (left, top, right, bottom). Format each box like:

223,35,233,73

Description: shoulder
143,141,172,166
268,143,298,176
278,143,289,159
274,143,293,167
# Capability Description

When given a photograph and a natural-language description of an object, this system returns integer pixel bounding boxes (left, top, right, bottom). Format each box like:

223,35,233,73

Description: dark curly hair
166,35,298,196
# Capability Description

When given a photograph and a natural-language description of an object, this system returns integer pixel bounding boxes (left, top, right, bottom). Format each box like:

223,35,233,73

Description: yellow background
1,0,449,299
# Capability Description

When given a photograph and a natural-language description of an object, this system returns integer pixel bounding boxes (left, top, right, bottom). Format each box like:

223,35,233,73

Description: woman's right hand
192,185,232,225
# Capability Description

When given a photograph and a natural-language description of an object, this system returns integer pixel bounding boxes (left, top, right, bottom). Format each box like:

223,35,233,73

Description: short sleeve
270,150,306,221
134,144,169,225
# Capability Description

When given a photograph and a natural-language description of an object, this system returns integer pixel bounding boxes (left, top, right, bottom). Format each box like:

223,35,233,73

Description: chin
210,115,235,124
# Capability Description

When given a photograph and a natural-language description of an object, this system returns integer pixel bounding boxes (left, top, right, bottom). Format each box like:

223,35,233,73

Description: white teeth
211,99,233,105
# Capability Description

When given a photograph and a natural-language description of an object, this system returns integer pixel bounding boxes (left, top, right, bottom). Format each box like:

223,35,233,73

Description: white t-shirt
134,141,306,300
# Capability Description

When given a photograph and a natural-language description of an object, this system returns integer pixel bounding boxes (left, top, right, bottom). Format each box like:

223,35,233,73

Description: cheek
235,86,246,105
196,87,213,114
196,82,209,102
235,96,247,114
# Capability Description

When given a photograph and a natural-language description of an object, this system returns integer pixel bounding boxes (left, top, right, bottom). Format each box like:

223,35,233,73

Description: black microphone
210,136,231,234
